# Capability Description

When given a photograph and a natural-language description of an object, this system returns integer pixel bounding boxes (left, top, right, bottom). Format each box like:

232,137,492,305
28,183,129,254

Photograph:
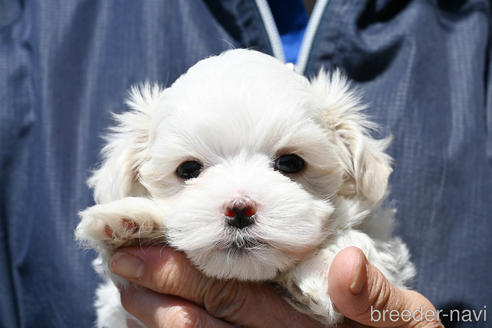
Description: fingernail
349,252,366,295
110,252,144,279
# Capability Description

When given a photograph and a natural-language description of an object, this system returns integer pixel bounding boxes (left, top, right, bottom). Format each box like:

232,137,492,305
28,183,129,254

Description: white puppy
76,49,414,327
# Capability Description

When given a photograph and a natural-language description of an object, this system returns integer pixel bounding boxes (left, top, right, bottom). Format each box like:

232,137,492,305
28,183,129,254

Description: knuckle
201,278,246,320
163,305,207,328
150,252,185,294
152,264,175,292
364,270,393,315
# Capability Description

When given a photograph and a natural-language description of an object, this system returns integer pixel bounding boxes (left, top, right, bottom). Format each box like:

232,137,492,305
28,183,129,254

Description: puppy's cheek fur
163,160,335,280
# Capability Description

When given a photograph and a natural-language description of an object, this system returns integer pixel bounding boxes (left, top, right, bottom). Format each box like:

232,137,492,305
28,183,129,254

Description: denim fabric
0,1,490,327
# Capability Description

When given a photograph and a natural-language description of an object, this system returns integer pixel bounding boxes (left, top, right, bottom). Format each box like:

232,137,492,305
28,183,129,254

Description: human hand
110,246,443,328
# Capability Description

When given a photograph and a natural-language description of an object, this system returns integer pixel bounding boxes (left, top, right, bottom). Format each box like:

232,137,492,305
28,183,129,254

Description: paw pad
104,225,114,238
121,218,139,233
103,218,140,239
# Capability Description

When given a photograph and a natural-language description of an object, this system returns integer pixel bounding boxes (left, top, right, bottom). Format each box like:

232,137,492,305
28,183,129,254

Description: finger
111,247,323,328
328,247,443,328
110,247,207,306
119,284,232,328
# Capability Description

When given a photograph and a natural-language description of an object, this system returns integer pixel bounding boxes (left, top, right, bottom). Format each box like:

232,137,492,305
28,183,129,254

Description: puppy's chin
186,246,293,281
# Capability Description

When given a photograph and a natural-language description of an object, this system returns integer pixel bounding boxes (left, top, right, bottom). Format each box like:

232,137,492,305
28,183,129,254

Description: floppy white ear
88,83,164,204
310,70,392,203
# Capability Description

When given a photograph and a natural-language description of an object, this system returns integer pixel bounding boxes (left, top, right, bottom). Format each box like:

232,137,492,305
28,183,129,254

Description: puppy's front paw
76,197,166,252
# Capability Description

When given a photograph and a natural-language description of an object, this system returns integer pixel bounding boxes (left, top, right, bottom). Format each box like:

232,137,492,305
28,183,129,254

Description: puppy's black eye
176,161,202,180
274,154,305,174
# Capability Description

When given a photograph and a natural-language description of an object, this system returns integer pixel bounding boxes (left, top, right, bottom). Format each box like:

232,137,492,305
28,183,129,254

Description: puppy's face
91,50,392,281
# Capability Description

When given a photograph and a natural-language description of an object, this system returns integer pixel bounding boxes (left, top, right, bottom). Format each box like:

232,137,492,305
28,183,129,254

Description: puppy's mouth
231,238,259,249
215,234,263,255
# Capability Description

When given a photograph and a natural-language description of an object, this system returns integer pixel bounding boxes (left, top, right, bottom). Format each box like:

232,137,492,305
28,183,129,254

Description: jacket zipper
254,0,285,62
254,0,331,75
296,0,330,74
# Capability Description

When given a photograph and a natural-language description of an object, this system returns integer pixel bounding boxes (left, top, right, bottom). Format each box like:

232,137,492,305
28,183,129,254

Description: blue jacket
1,1,490,327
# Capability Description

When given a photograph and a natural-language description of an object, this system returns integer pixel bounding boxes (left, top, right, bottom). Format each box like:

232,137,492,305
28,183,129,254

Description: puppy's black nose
225,206,255,229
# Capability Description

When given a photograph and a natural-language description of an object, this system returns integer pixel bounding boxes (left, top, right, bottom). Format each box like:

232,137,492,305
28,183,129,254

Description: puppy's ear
88,83,164,204
310,70,392,203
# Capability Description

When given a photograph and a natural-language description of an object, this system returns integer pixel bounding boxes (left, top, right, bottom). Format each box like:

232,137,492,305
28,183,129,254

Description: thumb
328,247,443,328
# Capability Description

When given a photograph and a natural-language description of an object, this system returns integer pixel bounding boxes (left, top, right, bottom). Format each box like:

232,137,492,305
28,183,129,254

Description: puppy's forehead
149,50,326,160
166,50,308,124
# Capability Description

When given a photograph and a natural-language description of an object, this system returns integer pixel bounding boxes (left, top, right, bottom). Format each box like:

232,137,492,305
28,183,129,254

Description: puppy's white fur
76,49,414,327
